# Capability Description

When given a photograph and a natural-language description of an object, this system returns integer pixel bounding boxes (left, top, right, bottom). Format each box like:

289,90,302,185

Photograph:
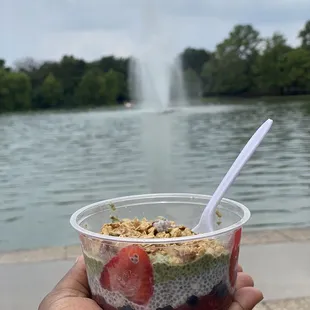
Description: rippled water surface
1,101,310,251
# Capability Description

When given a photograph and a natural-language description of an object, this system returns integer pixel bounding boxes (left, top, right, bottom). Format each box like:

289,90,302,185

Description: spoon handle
194,119,273,233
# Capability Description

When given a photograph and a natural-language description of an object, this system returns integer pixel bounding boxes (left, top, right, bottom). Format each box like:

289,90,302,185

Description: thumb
54,255,90,298
229,287,264,310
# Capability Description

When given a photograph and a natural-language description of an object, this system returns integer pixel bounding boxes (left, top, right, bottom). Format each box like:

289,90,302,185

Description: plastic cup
70,193,250,310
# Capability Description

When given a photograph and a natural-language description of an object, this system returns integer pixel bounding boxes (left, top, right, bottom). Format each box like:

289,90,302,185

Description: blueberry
119,306,134,310
212,282,229,298
186,295,199,306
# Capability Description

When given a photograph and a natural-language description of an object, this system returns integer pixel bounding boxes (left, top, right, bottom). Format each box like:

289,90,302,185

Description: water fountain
130,1,188,193
129,1,188,112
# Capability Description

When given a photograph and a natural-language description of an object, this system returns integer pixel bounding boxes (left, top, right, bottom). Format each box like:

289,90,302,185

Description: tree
75,69,107,107
38,73,63,109
0,70,32,112
14,57,41,73
2,20,310,113
299,20,310,50
184,68,202,99
253,33,292,95
0,59,10,72
103,69,124,104
57,55,87,107
0,69,10,112
227,24,261,59
201,24,261,96
92,56,128,76
282,48,310,94
181,48,211,76
116,71,128,102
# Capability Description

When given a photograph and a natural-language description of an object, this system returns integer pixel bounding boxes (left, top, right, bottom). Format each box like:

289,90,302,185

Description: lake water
1,100,310,252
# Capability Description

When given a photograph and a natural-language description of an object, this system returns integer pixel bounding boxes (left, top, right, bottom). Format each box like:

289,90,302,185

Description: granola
100,217,228,263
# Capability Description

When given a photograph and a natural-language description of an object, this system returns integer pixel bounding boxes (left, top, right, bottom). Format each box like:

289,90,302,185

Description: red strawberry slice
100,245,154,306
229,228,242,287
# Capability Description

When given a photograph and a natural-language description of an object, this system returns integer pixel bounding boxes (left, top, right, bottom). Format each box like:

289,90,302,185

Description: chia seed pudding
80,216,241,310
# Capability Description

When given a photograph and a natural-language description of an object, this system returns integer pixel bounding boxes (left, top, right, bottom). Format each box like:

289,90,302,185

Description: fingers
230,287,264,310
54,255,90,297
230,265,263,310
235,272,254,290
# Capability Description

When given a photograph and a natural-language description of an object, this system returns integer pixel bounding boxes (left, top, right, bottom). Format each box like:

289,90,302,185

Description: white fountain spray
129,1,188,112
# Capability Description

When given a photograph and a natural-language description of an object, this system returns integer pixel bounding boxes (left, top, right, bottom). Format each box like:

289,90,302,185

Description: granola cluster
101,218,194,238
100,218,228,263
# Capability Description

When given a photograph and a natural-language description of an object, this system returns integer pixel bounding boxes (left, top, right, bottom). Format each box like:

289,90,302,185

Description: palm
44,296,102,310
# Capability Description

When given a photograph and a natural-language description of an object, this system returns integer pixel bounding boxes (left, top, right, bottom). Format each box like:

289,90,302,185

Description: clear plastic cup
70,193,250,310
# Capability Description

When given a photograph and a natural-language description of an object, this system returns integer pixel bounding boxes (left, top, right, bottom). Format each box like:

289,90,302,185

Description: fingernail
75,256,79,264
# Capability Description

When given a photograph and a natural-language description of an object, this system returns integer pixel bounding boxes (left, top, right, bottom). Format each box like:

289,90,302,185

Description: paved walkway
1,228,310,310
240,242,310,309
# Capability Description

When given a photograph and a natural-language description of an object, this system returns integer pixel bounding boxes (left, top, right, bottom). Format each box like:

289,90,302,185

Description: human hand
229,265,263,309
38,256,101,310
39,256,263,310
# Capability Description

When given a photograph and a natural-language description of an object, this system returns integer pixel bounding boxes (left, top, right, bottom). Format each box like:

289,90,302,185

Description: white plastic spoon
193,119,273,234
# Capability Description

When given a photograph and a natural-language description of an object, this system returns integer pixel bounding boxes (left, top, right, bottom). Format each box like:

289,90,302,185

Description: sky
1,0,310,65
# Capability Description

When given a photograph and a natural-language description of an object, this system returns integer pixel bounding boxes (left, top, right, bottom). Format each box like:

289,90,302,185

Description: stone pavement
1,228,310,310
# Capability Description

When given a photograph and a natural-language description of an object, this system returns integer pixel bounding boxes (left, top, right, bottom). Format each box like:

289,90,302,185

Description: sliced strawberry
100,245,154,306
229,228,242,287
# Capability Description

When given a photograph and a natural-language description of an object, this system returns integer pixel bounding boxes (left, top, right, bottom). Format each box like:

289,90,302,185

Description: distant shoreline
202,94,310,104
1,94,310,116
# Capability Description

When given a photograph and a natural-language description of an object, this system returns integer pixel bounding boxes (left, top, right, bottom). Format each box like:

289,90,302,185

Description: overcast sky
1,0,309,65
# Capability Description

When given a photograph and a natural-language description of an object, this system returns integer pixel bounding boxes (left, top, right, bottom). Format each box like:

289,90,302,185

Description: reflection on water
142,113,174,192
1,101,310,251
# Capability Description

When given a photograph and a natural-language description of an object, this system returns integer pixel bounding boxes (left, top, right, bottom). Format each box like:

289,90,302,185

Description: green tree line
1,21,310,113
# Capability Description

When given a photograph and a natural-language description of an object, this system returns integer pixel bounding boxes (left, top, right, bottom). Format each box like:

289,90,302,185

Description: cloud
0,0,309,65
38,29,136,61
